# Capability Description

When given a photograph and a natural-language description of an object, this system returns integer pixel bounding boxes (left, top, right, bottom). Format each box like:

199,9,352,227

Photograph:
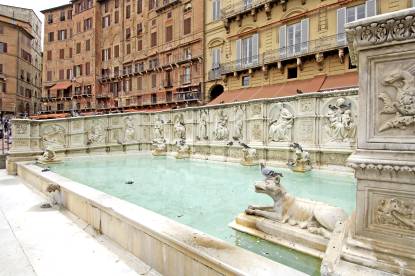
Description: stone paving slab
0,170,160,276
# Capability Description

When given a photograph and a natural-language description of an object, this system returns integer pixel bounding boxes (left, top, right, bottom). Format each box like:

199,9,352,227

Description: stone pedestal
341,9,415,275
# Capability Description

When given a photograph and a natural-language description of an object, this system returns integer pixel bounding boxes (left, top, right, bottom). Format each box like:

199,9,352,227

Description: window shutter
212,0,217,21
279,25,286,59
366,0,376,18
236,39,242,69
252,33,259,65
336,8,346,45
300,18,309,53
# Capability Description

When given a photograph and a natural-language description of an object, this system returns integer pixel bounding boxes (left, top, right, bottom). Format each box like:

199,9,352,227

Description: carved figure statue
153,115,164,143
232,106,245,140
240,142,257,166
38,146,62,164
269,103,294,142
41,124,65,148
123,116,136,143
173,114,186,141
379,67,415,132
215,110,229,141
376,198,415,230
245,176,348,239
46,184,62,206
198,109,209,140
175,139,190,159
152,139,167,156
288,142,312,172
325,98,356,142
87,121,105,145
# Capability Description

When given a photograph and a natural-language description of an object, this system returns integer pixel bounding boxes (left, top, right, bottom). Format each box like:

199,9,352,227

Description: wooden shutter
366,0,376,17
252,33,259,65
300,18,309,53
236,39,242,68
279,25,286,59
337,8,346,44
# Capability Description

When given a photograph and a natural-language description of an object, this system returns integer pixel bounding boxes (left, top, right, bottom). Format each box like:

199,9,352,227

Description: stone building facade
41,0,204,116
0,4,42,116
204,0,413,103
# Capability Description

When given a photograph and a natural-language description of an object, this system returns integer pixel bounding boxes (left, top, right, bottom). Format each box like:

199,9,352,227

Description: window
126,5,131,18
85,62,90,75
279,19,308,58
212,0,220,21
74,65,83,77
58,30,67,40
0,64,3,74
165,25,172,42
67,69,73,80
137,23,143,35
242,76,250,86
184,18,191,35
21,50,32,63
114,45,119,58
183,66,191,83
84,18,92,31
76,42,81,54
137,77,142,90
69,48,73,58
59,70,65,80
115,11,119,23
48,32,54,42
211,47,220,69
47,14,53,24
126,44,131,54
59,49,65,59
115,0,119,8
0,81,6,93
68,10,72,20
102,15,111,28
0,42,6,53
47,50,52,61
104,2,109,12
47,71,52,82
151,32,157,47
149,0,155,10
137,0,142,13
236,34,258,66
287,67,297,79
102,48,111,61
77,22,81,33
149,58,158,69
60,11,66,21
126,28,131,40
86,39,90,51
151,93,157,104
0,25,3,34
151,74,157,88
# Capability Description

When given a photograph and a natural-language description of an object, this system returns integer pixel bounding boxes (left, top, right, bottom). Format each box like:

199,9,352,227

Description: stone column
344,9,415,274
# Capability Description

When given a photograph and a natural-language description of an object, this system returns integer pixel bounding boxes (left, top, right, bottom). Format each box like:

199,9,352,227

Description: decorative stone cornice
346,8,415,65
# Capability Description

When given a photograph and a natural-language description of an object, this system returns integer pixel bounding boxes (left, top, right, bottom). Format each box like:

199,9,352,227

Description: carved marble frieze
86,119,106,145
40,124,66,149
123,116,136,143
268,103,294,143
375,197,415,231
14,121,29,136
323,97,356,143
214,110,229,141
173,113,186,141
232,105,245,141
197,109,209,141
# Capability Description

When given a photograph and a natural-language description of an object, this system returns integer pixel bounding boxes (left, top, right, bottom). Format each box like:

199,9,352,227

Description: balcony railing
221,0,272,19
175,91,200,102
221,34,347,75
155,0,180,12
264,33,347,64
208,68,222,81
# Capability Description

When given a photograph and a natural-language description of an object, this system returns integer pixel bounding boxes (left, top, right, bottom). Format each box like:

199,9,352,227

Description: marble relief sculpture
37,146,62,164
232,106,245,141
123,116,136,143
379,67,415,132
325,98,356,142
175,139,190,159
214,110,229,141
288,143,312,172
245,172,348,239
41,124,66,148
197,109,209,140
86,121,105,145
269,103,294,142
153,115,164,143
376,198,415,230
239,142,257,166
173,114,186,141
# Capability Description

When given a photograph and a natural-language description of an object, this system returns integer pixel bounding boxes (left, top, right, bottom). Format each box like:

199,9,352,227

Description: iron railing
221,55,262,75
221,0,272,19
155,0,180,12
176,91,200,102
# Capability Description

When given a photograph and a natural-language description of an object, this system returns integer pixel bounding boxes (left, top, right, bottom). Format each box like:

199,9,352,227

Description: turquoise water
49,155,356,275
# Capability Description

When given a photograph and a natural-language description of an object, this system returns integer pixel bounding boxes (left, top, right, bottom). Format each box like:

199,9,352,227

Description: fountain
287,143,312,172
37,146,63,165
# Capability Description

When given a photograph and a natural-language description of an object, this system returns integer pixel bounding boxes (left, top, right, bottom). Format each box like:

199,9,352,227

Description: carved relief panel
295,118,314,144
40,123,66,149
85,119,106,146
267,103,295,143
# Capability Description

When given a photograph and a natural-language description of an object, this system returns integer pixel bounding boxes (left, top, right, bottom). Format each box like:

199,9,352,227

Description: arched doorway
209,84,224,101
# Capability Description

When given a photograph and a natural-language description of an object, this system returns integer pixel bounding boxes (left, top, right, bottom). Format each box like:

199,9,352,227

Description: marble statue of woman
232,106,244,140
124,116,135,142
198,110,208,140
174,115,186,141
215,111,229,141
269,104,294,142
153,116,164,142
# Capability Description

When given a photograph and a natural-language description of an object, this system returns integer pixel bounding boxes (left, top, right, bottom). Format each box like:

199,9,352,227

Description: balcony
263,33,347,65
175,90,200,102
180,74,191,85
221,34,347,75
155,0,181,12
208,68,222,81
221,55,262,75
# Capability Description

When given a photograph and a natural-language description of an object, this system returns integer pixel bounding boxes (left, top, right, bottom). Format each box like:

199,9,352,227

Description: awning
207,72,358,105
51,81,72,90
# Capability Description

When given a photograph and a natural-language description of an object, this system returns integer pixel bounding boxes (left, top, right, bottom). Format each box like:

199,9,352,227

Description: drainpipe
16,26,20,117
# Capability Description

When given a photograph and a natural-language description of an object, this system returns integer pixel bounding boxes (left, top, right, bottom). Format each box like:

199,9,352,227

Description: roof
208,72,358,105
40,3,73,14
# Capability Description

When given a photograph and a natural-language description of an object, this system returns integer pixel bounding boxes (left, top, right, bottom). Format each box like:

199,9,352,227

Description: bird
41,168,50,172
226,141,233,146
260,163,283,179
125,180,134,185
239,141,250,149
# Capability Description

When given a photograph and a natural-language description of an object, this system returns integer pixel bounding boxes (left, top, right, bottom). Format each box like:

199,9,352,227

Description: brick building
41,0,204,115
0,4,42,117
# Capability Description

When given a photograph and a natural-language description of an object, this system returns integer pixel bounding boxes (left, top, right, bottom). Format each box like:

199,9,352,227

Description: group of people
0,117,12,139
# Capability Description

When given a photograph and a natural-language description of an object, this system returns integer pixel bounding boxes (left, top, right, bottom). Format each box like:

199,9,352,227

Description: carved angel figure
215,110,229,141
269,103,294,142
173,114,186,141
325,98,356,142
379,67,415,132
